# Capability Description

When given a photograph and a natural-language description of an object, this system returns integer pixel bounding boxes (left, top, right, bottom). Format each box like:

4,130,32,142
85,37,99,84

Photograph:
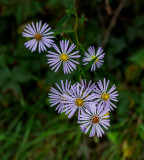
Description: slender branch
105,0,112,15
102,0,126,47
74,0,81,82
74,0,79,49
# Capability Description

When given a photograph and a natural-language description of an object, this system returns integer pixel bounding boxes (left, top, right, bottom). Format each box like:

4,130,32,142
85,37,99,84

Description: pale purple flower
62,83,96,118
22,21,54,53
81,79,96,91
83,46,105,71
46,40,80,74
94,78,118,111
72,79,96,91
49,80,71,113
78,104,110,137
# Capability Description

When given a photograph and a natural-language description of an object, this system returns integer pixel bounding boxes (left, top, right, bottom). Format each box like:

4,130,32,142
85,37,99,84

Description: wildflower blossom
72,79,96,93
49,80,71,113
46,40,80,74
81,79,96,91
22,21,54,53
94,78,118,111
62,82,96,118
83,46,105,71
78,104,110,137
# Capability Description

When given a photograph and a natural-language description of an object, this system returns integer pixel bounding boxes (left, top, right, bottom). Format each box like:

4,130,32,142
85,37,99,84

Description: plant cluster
22,21,118,138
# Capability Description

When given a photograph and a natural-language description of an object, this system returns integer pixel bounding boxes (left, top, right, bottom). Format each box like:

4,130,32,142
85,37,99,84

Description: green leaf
126,26,136,42
117,91,129,118
79,43,86,53
3,81,22,98
12,66,34,83
79,13,88,26
107,55,121,69
53,28,74,35
125,64,141,81
82,56,97,72
134,15,144,27
141,92,144,109
107,132,119,143
0,18,7,33
14,119,32,160
56,14,70,28
0,68,11,86
129,48,144,68
15,5,23,24
109,37,127,54
140,79,144,87
138,124,144,141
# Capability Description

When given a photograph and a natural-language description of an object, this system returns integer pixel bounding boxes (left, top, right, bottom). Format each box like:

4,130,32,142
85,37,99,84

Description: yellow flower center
91,56,99,63
75,98,84,107
92,116,99,124
60,53,68,62
101,93,110,101
35,33,42,41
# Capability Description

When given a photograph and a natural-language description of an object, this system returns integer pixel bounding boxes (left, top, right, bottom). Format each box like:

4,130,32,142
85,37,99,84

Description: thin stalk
74,0,81,82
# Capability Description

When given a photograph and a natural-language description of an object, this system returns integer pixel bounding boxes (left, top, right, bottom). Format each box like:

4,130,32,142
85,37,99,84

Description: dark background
0,0,144,159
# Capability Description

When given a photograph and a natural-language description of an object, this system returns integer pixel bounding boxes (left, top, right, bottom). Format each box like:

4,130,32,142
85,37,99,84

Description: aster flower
62,83,96,118
78,104,110,137
83,46,105,71
81,79,96,91
72,79,96,92
46,40,80,74
49,80,71,113
94,78,118,111
22,21,54,53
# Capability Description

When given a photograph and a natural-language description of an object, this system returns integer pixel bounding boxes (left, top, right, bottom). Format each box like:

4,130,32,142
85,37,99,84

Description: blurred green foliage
0,0,144,159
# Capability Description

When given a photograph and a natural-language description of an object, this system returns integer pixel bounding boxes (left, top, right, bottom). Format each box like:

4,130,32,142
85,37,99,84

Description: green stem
74,0,81,82
74,5,79,48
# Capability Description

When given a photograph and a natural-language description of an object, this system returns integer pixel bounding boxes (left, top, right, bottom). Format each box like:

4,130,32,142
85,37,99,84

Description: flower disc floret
101,93,110,101
35,33,42,41
60,53,68,61
75,98,84,107
92,116,99,124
